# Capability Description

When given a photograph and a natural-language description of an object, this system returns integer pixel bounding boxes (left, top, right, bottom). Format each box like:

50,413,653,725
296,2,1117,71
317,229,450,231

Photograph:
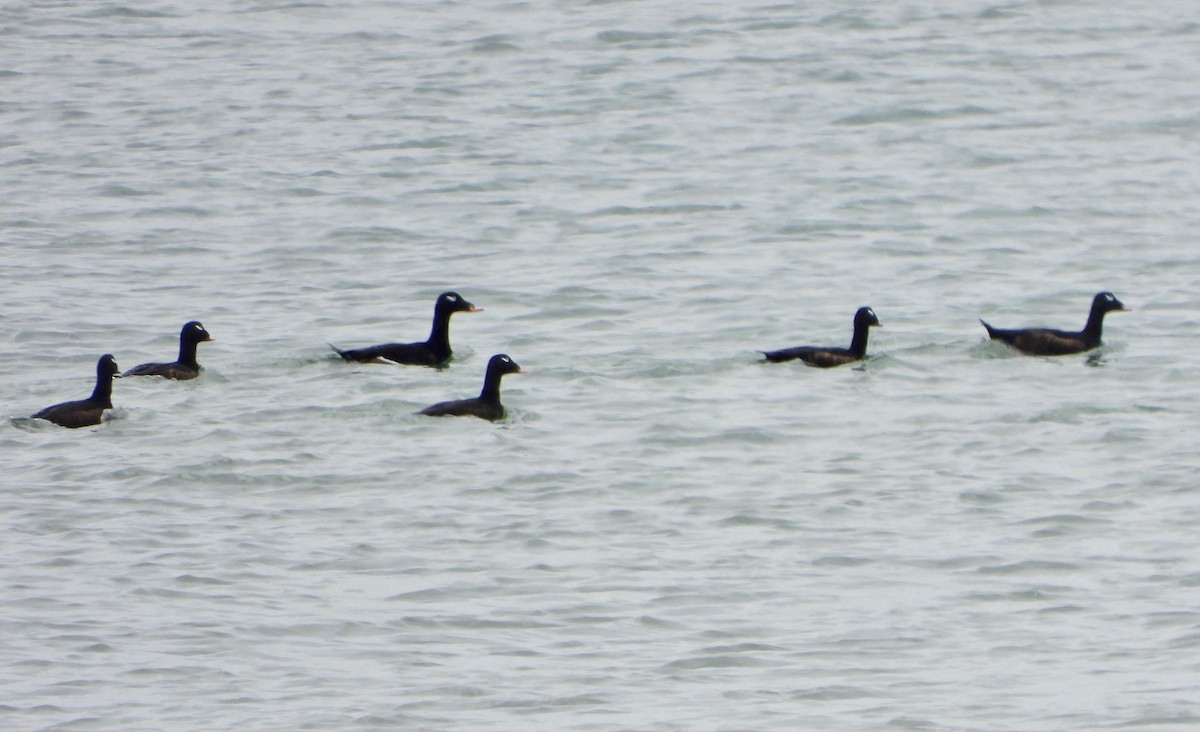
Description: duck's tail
760,348,797,363
979,319,998,338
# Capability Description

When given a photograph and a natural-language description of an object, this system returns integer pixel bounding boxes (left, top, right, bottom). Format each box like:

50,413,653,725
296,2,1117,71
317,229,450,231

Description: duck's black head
854,306,881,329
1092,292,1129,314
98,353,120,378
181,321,213,343
436,291,480,315
488,353,524,377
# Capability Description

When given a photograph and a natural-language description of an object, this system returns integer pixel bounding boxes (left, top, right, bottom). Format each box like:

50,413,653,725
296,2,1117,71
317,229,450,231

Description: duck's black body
419,354,522,421
123,321,212,380
33,354,119,428
331,292,479,366
980,292,1128,356
762,306,881,367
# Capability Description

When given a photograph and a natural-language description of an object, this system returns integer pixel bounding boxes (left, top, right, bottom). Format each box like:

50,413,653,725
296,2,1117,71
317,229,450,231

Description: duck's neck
1081,303,1108,345
427,307,454,351
479,366,505,403
849,323,872,359
178,338,201,367
91,368,114,408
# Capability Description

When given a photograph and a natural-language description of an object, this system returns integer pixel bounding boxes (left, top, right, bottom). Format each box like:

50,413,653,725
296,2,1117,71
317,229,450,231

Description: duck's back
123,361,201,380
419,397,504,421
33,399,107,428
981,321,1091,356
331,341,443,366
762,346,857,367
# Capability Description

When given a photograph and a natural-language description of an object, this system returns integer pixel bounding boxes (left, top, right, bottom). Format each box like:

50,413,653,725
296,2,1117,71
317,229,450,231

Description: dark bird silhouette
762,306,881,367
980,292,1129,356
33,354,120,428
330,291,480,366
123,321,212,380
419,354,523,421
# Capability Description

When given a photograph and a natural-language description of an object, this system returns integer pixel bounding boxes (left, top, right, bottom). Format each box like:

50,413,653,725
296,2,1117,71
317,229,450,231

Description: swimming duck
762,306,881,367
123,321,212,379
32,354,119,428
980,292,1128,356
330,291,480,366
419,354,523,421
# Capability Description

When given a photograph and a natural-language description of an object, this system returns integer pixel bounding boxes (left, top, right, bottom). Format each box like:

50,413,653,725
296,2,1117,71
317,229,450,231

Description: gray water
3,1,1200,730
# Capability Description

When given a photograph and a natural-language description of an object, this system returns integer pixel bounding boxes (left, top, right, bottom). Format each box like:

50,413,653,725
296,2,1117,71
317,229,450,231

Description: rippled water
4,1,1200,729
